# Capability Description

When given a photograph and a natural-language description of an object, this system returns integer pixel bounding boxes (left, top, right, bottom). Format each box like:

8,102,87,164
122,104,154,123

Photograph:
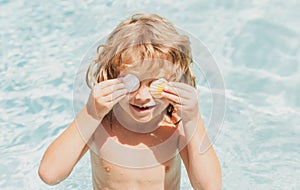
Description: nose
135,84,152,101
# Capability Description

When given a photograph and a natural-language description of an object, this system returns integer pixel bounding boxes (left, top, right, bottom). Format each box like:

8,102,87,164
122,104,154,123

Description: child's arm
38,79,127,185
38,107,98,185
179,115,222,190
162,82,222,190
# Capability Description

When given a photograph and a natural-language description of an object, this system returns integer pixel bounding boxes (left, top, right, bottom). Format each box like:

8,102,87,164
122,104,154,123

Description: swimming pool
1,0,299,189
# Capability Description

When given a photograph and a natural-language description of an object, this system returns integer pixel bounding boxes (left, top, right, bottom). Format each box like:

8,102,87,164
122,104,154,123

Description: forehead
120,59,179,81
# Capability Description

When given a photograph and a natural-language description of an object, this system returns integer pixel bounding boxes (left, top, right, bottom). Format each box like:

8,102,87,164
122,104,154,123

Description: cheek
118,94,131,106
126,93,137,102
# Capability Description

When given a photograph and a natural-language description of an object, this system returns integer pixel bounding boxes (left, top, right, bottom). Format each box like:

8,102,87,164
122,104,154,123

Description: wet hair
86,13,195,88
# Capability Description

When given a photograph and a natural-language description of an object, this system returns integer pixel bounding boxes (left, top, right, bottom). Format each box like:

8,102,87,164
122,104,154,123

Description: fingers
87,79,128,119
168,82,193,92
94,79,125,96
93,79,127,96
161,91,182,105
90,79,128,108
162,82,198,108
102,88,128,102
100,83,127,96
163,82,194,100
102,93,127,109
111,93,127,104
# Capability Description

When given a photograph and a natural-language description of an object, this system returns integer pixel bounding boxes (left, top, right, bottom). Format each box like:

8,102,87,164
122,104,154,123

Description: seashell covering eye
149,78,168,98
122,74,140,92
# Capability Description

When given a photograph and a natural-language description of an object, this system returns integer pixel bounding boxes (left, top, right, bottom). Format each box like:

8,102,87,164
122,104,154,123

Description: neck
112,104,165,133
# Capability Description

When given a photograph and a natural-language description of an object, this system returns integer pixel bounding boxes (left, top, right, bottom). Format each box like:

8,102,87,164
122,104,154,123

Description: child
38,13,222,190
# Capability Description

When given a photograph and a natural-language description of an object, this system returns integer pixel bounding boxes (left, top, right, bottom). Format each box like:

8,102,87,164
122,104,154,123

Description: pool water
1,0,299,189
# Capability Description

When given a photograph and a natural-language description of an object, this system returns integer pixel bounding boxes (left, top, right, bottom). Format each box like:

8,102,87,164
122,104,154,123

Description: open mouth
130,104,156,112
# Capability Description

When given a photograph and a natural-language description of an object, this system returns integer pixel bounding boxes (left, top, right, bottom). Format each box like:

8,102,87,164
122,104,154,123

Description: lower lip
130,105,155,114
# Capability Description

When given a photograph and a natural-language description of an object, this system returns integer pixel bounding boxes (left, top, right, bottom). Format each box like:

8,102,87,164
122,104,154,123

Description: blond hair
86,13,195,89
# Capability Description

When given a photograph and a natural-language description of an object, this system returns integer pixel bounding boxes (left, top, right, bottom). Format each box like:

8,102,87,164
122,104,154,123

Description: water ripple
1,0,300,189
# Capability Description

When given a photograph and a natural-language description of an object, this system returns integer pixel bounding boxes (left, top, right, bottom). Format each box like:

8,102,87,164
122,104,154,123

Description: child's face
117,61,177,122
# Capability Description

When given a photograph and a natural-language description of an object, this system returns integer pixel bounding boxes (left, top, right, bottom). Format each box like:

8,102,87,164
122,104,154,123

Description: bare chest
90,121,180,168
90,151,181,190
89,121,182,189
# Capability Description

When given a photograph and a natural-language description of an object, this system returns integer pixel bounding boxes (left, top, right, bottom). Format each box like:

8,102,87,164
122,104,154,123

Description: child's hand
162,82,200,123
86,79,128,120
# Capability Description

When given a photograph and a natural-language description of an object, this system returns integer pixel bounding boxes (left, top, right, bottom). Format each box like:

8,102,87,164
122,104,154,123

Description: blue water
1,0,300,189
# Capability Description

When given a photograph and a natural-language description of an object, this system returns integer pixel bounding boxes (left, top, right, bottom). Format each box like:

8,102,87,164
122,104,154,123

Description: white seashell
122,74,140,92
150,78,168,98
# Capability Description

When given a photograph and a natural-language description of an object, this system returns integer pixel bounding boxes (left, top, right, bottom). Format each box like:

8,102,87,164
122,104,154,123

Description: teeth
134,105,154,109
138,106,148,108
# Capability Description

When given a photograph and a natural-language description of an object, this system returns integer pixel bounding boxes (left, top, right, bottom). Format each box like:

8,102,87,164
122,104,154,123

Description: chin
131,113,155,123
128,106,156,123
